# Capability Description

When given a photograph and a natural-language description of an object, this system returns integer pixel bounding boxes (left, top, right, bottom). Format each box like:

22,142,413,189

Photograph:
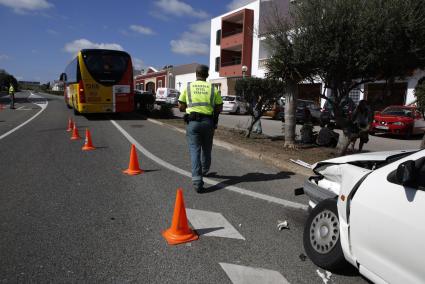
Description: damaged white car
300,149,425,283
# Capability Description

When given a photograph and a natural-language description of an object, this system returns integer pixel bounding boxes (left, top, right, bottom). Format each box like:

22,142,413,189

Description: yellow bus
60,49,134,114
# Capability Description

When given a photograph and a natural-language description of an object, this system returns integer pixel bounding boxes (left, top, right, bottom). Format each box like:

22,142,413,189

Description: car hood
374,115,413,122
315,149,414,166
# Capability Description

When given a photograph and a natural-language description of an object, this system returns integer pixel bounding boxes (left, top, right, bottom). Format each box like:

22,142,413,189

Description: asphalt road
0,92,367,283
172,108,422,152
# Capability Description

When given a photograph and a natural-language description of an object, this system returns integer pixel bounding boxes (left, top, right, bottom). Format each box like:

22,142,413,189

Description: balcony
221,33,243,49
219,64,243,77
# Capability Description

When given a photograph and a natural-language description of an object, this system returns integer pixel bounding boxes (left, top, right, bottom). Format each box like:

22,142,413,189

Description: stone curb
147,118,312,177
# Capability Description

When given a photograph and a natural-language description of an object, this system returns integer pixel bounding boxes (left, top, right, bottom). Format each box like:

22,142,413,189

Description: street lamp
241,65,248,79
241,65,248,100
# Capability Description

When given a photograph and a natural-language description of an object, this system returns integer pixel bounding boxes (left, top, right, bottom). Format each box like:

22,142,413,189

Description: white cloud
132,58,144,70
170,40,209,56
227,0,255,11
154,0,208,19
0,0,52,13
129,25,155,35
0,54,10,60
47,28,58,35
170,20,210,56
64,39,124,54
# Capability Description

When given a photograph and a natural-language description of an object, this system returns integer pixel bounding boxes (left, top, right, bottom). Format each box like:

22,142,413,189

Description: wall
175,73,196,92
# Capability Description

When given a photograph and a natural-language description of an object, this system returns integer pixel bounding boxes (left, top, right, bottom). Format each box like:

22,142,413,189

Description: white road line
186,209,245,240
111,120,308,211
219,263,290,284
0,92,48,141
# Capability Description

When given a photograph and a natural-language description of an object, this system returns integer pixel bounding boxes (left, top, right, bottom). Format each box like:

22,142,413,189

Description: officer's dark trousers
186,117,214,188
9,94,14,109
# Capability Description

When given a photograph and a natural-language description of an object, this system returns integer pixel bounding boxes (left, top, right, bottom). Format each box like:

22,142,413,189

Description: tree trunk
421,133,425,149
284,82,297,148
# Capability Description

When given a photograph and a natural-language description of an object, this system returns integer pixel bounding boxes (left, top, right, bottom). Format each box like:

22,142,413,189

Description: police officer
178,65,223,193
8,83,15,109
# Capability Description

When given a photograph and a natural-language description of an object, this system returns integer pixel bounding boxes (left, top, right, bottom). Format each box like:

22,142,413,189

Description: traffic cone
123,144,143,175
70,124,81,140
66,118,74,132
162,188,198,245
82,129,96,151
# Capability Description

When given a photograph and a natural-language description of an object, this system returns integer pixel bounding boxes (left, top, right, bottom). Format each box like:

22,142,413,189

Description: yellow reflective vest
9,85,14,94
178,80,222,115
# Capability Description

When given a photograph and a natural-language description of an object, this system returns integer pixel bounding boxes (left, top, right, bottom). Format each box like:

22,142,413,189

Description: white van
156,88,180,105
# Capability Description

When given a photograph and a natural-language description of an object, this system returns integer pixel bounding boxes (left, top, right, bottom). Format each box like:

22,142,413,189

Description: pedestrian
9,83,15,109
178,65,223,193
252,96,262,134
300,108,314,143
350,100,372,152
316,122,339,147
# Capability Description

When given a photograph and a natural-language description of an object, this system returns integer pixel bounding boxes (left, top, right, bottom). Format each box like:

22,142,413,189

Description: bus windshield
82,50,130,86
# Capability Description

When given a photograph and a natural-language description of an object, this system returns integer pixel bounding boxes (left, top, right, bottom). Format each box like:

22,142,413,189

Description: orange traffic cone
70,124,81,140
162,188,198,245
123,144,143,175
66,118,74,132
82,129,96,151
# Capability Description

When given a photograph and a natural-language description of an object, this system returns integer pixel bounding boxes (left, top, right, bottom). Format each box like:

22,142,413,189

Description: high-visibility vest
183,81,217,115
9,85,14,94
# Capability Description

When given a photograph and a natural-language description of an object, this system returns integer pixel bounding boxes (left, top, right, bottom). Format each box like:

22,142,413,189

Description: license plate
376,125,389,130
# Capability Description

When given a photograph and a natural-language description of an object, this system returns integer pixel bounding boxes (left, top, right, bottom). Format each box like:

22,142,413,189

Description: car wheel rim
309,209,339,254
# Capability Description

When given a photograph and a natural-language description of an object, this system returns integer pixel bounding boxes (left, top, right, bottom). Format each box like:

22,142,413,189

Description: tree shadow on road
203,171,295,193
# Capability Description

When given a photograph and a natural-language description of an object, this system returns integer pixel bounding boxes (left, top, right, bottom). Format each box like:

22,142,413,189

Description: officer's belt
188,112,213,121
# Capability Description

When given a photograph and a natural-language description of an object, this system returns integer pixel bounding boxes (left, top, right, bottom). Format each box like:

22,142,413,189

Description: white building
209,0,425,109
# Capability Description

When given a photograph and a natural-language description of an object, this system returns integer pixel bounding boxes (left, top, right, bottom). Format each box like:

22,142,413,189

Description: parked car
370,105,425,138
222,95,248,114
155,88,180,105
320,97,356,126
298,149,425,283
134,90,155,113
276,99,321,123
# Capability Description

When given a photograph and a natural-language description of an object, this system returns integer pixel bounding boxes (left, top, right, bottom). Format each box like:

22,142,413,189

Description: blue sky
0,0,254,83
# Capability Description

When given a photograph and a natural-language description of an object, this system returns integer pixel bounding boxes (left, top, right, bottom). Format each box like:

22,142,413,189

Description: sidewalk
148,117,337,176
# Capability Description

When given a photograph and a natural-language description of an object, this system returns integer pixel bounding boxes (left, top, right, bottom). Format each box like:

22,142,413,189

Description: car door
349,150,425,283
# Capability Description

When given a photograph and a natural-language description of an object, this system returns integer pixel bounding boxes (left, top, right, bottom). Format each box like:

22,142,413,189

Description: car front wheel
303,199,347,271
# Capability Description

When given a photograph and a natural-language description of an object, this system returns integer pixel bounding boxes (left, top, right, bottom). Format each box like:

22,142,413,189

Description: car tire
235,107,240,115
303,199,347,271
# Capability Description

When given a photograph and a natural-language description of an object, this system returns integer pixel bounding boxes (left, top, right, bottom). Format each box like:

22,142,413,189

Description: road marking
0,92,48,141
111,120,308,211
186,209,245,240
219,263,290,284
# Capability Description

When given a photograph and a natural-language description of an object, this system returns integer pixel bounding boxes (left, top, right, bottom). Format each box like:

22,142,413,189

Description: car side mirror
396,160,416,186
60,73,67,82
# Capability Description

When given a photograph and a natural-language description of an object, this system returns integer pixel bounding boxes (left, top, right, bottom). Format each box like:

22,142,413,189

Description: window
65,57,80,83
215,57,220,72
349,89,361,105
158,80,162,88
216,29,221,45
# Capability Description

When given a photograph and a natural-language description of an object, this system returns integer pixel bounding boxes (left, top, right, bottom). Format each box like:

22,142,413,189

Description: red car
370,105,425,138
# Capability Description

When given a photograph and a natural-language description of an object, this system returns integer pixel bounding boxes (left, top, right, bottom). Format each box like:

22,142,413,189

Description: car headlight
373,120,377,123
393,121,404,126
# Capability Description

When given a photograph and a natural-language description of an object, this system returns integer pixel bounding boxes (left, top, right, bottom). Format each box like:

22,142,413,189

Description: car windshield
382,107,413,117
222,96,235,101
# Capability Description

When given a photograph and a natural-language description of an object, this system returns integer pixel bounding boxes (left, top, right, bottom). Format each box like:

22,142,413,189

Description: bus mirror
60,73,67,81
